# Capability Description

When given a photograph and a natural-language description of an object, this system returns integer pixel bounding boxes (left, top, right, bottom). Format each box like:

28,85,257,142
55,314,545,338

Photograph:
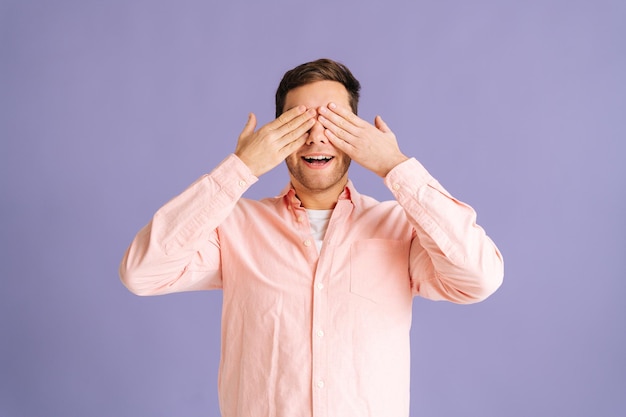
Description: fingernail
329,102,336,109
319,106,327,114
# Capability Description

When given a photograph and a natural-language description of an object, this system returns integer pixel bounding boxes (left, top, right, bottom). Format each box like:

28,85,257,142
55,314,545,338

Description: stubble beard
285,157,352,193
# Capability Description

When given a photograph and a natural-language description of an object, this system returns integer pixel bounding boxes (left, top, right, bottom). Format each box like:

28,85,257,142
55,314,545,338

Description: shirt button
317,330,324,338
316,380,325,388
238,180,247,187
316,282,324,290
393,183,401,191
303,239,312,247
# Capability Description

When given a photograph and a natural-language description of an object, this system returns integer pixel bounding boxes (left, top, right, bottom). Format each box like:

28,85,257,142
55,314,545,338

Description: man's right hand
234,106,317,177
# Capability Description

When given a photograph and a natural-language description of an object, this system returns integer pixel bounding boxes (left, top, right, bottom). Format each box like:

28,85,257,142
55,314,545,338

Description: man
120,58,503,417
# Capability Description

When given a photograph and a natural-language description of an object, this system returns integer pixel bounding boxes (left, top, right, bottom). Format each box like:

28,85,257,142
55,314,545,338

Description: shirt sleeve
384,158,504,303
119,154,258,295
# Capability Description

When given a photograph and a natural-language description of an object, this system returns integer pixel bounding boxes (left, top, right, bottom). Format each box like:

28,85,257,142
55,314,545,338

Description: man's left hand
318,103,409,177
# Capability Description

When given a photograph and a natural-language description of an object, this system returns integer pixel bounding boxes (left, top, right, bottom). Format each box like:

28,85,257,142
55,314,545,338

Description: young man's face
283,80,352,198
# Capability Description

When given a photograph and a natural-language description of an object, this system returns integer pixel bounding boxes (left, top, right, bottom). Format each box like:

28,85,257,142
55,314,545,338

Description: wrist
234,152,260,177
379,154,409,177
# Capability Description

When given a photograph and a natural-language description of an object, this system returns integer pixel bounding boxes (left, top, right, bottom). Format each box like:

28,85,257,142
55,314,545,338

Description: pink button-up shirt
120,154,503,417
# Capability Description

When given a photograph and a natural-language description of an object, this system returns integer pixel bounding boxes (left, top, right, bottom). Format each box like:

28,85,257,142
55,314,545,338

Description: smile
302,155,334,167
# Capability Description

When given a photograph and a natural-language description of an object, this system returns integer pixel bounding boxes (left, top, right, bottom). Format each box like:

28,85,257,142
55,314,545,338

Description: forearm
119,154,258,295
385,158,503,303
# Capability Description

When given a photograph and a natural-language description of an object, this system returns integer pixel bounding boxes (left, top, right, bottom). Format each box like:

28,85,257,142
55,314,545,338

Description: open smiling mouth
302,156,334,167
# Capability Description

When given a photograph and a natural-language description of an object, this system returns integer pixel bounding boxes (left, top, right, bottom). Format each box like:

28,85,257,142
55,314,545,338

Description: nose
306,120,327,145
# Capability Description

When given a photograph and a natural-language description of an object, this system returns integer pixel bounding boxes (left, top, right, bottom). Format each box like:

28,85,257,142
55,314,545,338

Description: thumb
374,115,391,133
241,113,257,136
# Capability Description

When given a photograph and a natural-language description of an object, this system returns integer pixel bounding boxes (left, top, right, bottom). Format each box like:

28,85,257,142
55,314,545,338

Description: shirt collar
278,180,358,209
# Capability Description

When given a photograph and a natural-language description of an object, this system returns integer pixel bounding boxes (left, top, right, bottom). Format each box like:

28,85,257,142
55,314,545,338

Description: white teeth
304,156,332,160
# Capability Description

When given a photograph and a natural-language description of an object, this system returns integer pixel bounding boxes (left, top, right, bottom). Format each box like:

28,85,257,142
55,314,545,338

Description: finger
280,133,308,156
274,108,316,139
318,113,354,143
269,105,308,130
324,127,355,155
278,116,316,145
374,115,391,133
325,102,365,130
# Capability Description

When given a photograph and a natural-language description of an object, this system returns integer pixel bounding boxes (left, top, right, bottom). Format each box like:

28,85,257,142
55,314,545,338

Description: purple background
1,0,624,416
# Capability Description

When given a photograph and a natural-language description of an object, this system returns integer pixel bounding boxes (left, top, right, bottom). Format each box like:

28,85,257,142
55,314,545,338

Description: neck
293,178,348,210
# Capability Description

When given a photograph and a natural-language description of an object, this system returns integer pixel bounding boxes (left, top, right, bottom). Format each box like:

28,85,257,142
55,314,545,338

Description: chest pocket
349,239,412,304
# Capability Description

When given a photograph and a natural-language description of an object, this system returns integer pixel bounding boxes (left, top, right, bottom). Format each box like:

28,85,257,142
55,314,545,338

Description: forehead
283,80,350,110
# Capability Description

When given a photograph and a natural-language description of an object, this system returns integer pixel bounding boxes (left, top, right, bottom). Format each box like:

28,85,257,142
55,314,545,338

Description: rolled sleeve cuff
206,153,259,199
384,157,433,198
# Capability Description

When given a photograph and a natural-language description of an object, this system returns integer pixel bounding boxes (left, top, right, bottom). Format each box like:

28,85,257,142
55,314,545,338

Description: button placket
311,241,329,416
310,198,352,416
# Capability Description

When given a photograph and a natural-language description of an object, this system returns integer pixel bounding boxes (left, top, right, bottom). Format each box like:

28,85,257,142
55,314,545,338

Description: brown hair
275,58,361,118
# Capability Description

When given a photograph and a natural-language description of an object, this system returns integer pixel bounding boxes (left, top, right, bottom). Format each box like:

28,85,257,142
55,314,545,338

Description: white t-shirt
306,209,333,253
